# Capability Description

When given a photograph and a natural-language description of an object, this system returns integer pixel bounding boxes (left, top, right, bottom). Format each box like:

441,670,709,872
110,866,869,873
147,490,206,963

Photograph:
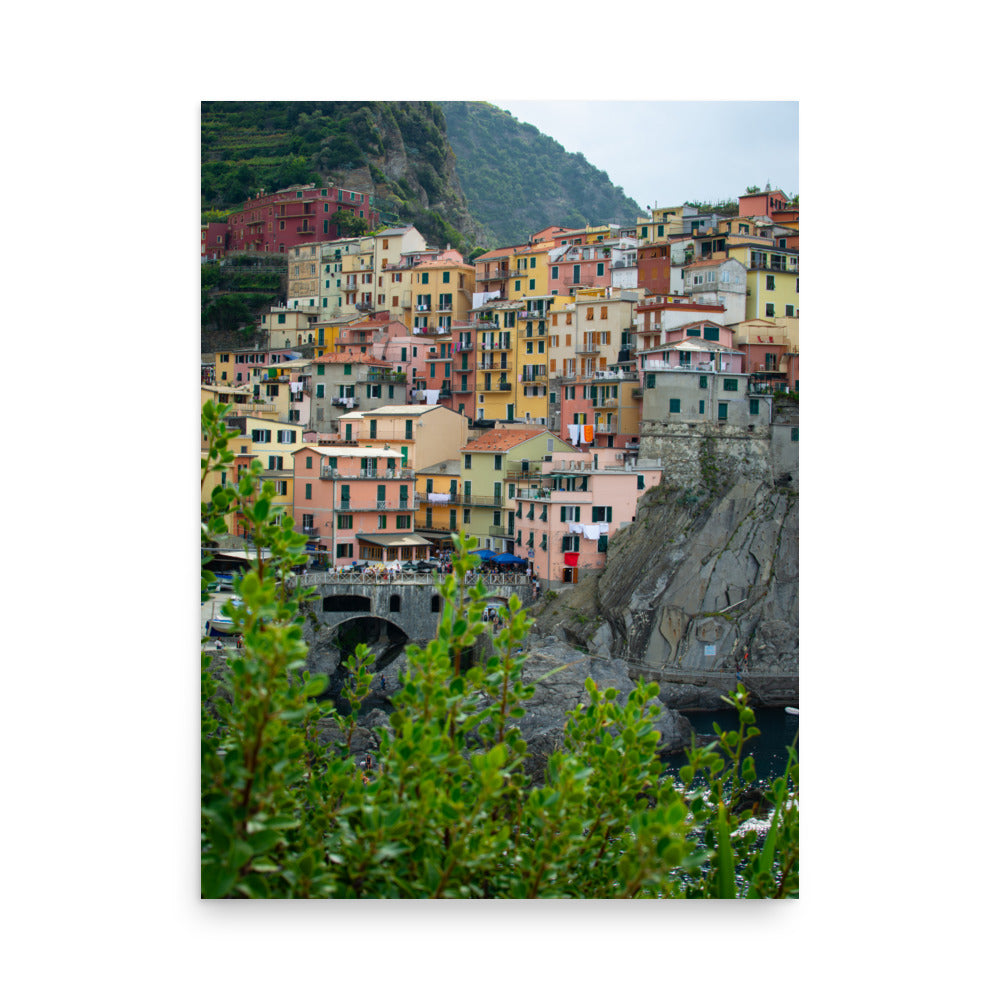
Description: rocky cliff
529,464,798,710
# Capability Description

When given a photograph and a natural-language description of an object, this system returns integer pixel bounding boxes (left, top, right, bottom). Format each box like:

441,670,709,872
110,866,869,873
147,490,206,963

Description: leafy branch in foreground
200,402,798,898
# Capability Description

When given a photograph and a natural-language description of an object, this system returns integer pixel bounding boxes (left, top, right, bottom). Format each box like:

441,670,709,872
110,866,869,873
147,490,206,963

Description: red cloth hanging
564,552,579,567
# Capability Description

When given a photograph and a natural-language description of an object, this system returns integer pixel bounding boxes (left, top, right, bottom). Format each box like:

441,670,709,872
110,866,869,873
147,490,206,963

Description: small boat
207,598,242,636
785,706,799,716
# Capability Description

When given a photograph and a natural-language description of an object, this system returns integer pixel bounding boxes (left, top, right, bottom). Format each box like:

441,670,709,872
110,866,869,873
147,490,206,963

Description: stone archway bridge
294,571,534,646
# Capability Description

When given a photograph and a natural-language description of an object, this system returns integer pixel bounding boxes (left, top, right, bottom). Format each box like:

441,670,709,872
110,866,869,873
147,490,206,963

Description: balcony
366,369,407,383
479,382,513,393
461,494,505,508
477,361,510,371
416,492,461,505
488,525,513,539
576,343,600,355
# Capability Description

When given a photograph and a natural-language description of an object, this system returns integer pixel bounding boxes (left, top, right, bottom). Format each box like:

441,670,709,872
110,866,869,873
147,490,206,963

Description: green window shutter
646,373,655,389
443,271,450,283
369,419,377,438
422,272,428,284
305,484,311,499
377,485,385,501
637,475,645,489
750,398,760,415
703,326,720,341
718,402,728,421
405,419,413,438
597,535,608,553
699,375,708,388
723,378,738,392
669,398,681,413
699,400,705,414
317,364,325,375
344,364,352,375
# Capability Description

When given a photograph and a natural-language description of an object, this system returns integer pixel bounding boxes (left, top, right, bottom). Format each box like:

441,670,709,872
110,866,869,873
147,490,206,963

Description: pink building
226,184,378,255
548,243,615,296
292,445,425,566
510,451,663,585
201,222,229,260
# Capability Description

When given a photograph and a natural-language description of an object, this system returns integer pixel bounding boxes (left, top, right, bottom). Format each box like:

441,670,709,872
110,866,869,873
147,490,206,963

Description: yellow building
409,252,475,334
415,458,463,547
242,415,303,521
512,294,554,422
475,301,516,421
727,242,799,321
506,248,549,299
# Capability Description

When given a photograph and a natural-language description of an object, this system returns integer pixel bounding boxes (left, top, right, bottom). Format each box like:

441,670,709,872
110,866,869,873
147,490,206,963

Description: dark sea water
677,706,799,783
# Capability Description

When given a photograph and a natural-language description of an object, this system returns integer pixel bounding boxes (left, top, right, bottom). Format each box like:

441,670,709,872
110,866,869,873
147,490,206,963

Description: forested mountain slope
201,101,644,254
440,102,643,247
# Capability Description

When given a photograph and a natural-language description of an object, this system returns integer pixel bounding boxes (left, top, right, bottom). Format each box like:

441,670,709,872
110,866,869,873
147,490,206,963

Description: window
337,515,353,529
718,402,728,421
699,400,705,414
669,398,681,413
316,384,325,398
723,378,738,392
464,454,471,469
592,506,613,521
396,515,411,529
786,304,795,317
336,544,354,558
766,275,776,291
378,515,387,529
765,303,775,317
703,327,720,341
443,271,450,283
791,427,799,442
750,398,760,415
305,484,312,499
699,375,708,389
305,456,313,469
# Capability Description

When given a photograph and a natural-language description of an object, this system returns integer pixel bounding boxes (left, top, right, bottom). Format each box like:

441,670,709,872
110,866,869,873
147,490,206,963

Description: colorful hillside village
202,184,799,588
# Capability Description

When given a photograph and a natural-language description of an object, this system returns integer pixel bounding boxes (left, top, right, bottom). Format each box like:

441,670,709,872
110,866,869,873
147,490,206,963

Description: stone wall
638,420,776,491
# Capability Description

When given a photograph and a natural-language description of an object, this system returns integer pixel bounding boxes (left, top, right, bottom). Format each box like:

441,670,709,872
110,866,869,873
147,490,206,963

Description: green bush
201,402,798,898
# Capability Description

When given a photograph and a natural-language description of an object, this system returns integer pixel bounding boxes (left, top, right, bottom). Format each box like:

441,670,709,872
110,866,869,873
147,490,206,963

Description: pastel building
726,241,799,321
548,242,615,296
308,352,408,436
337,403,469,472
509,451,663,585
409,251,475,335
291,445,424,566
415,458,463,549
459,425,576,553
640,368,771,428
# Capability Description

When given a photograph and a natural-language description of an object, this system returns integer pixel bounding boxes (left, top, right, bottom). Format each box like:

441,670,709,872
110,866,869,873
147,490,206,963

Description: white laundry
424,389,440,404
568,425,581,445
597,522,610,534
569,522,584,534
428,492,451,504
582,524,601,541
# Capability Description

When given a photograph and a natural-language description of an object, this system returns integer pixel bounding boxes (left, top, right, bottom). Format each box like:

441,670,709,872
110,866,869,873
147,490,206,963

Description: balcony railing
477,361,510,371
320,467,415,480
478,382,513,393
576,343,600,354
415,492,461,505
461,494,505,508
365,370,407,383
488,525,513,538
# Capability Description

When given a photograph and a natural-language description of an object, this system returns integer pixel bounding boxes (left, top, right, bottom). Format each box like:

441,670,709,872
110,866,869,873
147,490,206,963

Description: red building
738,189,790,219
227,184,379,254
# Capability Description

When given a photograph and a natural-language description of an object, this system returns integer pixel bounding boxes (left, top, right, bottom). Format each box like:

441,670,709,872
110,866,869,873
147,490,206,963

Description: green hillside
201,101,646,255
440,102,643,247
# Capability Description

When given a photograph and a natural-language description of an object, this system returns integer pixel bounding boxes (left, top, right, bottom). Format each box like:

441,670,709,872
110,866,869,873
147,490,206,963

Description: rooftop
462,426,547,454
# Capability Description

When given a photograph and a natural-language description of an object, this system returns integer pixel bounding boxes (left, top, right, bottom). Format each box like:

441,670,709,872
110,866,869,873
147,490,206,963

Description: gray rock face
530,473,798,708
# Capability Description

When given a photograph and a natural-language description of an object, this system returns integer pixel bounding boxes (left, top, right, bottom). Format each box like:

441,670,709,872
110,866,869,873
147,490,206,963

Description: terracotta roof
311,351,388,366
461,426,546,453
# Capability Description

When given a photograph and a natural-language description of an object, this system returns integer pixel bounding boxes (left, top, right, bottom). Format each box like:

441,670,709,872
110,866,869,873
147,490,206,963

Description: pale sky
496,101,798,211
